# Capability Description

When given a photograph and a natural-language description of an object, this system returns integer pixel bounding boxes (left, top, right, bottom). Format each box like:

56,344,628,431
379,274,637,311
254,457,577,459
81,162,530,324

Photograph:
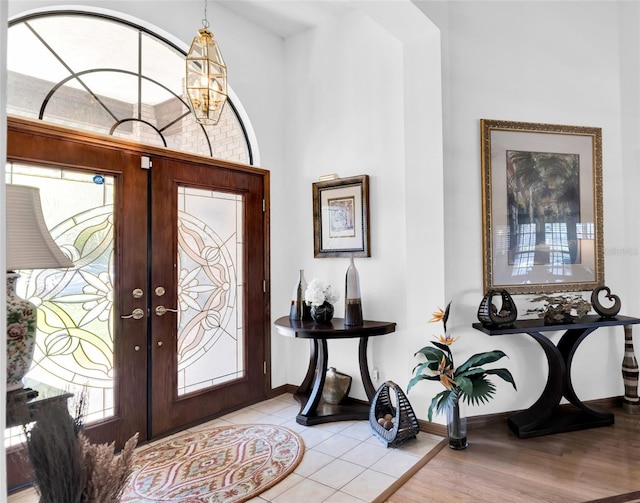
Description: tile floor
7,393,444,503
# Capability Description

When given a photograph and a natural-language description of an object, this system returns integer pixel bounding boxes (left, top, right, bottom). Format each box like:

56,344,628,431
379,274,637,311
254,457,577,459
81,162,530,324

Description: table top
472,314,640,335
7,378,73,406
6,378,74,428
274,316,396,339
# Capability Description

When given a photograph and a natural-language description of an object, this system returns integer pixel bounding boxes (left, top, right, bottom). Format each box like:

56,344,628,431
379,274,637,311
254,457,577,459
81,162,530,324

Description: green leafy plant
408,303,517,421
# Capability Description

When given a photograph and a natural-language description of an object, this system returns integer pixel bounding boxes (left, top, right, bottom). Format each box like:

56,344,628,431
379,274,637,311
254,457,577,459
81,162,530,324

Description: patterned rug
121,424,304,503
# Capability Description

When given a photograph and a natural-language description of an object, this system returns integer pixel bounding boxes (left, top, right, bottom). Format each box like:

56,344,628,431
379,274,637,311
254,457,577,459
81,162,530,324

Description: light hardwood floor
387,407,640,503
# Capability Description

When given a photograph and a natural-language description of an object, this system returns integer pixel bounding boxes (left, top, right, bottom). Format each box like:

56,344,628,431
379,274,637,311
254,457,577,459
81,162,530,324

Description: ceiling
218,0,352,38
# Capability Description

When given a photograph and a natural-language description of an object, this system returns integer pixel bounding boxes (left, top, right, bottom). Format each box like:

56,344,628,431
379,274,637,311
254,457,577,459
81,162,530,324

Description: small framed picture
480,119,604,294
313,175,370,258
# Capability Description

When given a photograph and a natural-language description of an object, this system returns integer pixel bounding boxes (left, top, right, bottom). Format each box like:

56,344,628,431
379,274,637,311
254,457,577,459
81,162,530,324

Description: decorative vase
311,302,334,323
446,395,467,450
622,325,640,414
344,254,363,326
6,272,37,391
322,367,352,404
477,289,517,328
290,269,311,321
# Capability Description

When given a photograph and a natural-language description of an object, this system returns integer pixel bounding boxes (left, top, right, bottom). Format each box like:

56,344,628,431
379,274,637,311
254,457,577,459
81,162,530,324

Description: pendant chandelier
186,0,227,125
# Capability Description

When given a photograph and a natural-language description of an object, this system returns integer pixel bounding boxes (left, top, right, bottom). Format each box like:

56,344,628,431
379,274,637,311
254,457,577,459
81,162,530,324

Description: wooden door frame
5,115,272,488
149,156,270,436
6,115,272,398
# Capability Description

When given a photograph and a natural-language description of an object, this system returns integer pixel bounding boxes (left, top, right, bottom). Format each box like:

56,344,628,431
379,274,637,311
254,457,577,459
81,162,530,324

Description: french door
148,157,268,436
6,117,270,484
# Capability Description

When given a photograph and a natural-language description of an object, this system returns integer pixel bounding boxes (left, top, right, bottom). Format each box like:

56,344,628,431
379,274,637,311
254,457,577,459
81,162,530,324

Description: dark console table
6,379,74,492
473,315,640,438
274,316,396,425
6,378,73,428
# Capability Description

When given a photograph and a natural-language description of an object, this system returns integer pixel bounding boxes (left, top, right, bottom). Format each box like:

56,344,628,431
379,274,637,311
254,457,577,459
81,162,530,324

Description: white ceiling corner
218,0,353,38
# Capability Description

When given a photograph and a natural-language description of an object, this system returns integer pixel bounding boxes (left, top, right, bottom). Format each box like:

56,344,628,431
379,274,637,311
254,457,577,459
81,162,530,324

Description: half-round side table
274,316,396,425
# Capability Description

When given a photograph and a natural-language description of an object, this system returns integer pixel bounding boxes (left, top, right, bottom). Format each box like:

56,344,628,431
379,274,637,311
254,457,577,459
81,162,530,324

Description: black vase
311,302,334,323
447,396,468,450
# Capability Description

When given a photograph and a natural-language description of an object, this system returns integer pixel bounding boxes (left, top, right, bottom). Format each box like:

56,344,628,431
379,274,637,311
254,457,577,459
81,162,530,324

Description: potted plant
305,278,339,322
408,303,517,449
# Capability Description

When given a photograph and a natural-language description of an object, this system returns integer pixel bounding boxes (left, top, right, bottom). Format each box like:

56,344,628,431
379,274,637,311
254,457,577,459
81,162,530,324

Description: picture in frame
313,175,370,258
480,119,604,295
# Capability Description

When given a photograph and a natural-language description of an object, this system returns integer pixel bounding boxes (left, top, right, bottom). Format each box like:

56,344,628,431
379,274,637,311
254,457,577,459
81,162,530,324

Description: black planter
311,302,334,323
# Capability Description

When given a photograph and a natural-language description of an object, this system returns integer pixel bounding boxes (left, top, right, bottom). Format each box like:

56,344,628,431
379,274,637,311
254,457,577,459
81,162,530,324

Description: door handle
121,308,144,320
155,306,179,316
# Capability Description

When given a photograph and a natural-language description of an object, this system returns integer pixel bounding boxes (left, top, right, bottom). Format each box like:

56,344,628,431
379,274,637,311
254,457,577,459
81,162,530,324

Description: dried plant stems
24,403,86,503
80,432,138,503
23,393,139,503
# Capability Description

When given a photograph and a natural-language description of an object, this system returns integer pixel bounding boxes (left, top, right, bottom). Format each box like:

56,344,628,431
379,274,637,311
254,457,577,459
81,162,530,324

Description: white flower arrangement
305,278,339,306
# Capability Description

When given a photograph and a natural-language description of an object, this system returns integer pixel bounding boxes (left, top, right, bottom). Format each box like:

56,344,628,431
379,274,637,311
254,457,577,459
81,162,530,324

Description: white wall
278,3,445,412
416,0,640,416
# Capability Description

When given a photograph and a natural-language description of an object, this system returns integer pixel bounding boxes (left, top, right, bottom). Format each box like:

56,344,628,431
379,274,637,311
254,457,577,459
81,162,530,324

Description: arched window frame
8,8,258,165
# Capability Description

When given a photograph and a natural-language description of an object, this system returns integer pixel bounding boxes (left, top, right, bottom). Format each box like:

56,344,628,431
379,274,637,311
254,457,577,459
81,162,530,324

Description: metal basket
369,380,419,447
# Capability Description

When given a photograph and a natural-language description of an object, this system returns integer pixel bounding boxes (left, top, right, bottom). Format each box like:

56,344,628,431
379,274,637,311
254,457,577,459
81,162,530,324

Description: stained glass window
177,188,244,395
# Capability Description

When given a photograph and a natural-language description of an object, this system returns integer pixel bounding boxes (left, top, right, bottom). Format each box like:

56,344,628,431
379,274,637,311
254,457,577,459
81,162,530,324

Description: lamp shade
6,184,74,271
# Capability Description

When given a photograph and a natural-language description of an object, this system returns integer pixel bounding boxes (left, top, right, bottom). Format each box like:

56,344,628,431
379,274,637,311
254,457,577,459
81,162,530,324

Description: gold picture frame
313,175,370,258
481,119,604,294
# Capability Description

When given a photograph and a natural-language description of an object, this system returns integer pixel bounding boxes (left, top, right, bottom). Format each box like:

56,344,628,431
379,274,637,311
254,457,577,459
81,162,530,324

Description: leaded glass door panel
149,157,267,436
6,120,148,493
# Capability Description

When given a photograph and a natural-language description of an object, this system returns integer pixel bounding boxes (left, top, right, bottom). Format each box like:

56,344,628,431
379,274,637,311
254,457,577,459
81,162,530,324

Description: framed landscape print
313,175,370,258
480,119,604,294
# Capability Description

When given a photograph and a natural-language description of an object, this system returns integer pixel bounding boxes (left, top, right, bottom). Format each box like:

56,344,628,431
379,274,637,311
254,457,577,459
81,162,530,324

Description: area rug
120,424,304,503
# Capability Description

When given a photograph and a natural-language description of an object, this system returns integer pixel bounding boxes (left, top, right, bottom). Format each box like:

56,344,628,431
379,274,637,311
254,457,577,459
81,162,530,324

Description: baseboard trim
269,387,623,436
269,383,297,398
416,395,623,435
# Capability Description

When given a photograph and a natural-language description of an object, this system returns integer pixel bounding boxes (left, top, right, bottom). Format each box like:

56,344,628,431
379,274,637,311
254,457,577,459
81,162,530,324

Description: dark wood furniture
6,379,74,492
473,314,640,438
6,378,73,428
274,316,396,425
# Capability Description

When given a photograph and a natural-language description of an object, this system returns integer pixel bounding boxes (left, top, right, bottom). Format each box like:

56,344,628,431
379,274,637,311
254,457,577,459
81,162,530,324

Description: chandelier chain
202,0,210,29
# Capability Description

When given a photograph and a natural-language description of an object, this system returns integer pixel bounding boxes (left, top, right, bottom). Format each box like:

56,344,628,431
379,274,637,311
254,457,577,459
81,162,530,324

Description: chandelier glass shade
186,25,228,125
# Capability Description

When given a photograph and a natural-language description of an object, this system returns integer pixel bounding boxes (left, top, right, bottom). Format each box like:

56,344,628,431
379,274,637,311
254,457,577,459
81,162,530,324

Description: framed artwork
313,175,370,258
480,119,604,294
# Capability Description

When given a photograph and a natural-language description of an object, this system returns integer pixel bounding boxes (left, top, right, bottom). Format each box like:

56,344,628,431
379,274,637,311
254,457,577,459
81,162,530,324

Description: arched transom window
7,10,253,164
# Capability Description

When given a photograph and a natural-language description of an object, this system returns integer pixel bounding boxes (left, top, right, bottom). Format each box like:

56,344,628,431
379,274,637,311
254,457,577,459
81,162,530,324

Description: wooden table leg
298,338,318,396
622,324,640,414
297,338,328,423
358,336,376,400
507,331,565,437
509,328,613,438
